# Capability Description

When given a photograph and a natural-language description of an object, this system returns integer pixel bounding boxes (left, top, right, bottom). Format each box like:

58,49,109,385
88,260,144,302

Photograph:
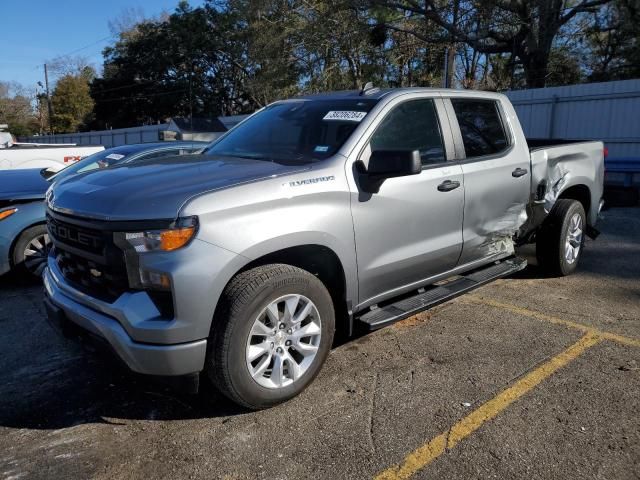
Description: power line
91,88,189,104
51,34,116,59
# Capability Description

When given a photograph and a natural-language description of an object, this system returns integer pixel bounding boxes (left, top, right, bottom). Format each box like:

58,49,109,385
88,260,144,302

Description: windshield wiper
209,151,269,161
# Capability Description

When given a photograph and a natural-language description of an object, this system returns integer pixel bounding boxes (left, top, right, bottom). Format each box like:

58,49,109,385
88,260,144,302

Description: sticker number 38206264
322,111,367,122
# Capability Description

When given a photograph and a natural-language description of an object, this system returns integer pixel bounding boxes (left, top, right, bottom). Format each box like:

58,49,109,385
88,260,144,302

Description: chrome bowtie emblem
90,268,102,278
46,188,55,209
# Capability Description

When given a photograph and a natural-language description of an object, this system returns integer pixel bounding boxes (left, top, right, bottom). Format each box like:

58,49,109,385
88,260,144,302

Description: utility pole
43,63,54,133
443,47,455,88
189,58,195,134
443,48,450,88
443,0,459,89
189,69,193,134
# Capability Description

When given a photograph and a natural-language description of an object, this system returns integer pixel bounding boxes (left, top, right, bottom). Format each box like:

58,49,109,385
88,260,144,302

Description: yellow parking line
374,333,602,480
464,295,640,348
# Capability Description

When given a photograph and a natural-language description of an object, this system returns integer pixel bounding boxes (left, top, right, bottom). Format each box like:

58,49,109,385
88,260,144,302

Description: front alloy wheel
246,294,322,389
207,264,335,410
23,233,50,276
13,224,51,280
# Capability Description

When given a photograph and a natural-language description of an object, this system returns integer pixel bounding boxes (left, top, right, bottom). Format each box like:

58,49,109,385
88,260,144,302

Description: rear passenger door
350,97,464,307
445,97,529,265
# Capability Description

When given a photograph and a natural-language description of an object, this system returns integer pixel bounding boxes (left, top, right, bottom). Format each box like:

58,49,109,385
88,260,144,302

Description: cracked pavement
0,207,639,480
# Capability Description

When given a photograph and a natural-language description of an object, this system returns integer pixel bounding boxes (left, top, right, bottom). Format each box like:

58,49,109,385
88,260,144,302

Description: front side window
451,99,509,158
204,99,378,165
368,99,446,166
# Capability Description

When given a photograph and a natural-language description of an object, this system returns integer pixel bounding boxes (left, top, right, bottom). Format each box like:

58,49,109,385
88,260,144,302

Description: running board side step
355,257,527,331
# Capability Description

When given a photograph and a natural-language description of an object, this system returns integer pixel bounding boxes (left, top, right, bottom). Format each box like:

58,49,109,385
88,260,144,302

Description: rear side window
369,99,445,166
451,99,509,158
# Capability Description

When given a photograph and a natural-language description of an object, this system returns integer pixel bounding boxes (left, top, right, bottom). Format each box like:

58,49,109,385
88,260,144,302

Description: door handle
437,180,461,192
512,168,528,178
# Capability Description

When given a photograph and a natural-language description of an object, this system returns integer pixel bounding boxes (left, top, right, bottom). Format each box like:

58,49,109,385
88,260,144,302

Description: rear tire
206,264,335,410
536,199,586,276
12,224,50,280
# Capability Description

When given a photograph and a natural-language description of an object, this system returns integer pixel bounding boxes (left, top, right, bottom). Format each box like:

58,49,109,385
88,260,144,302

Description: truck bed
525,138,605,235
526,138,596,151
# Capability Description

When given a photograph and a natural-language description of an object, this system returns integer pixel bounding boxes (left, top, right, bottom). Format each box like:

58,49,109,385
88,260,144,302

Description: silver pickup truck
43,87,604,409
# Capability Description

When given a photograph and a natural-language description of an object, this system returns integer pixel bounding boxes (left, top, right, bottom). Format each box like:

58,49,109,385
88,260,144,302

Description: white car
0,127,104,171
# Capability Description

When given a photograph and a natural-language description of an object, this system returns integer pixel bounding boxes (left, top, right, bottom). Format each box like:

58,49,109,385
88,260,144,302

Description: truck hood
50,155,307,220
0,168,49,201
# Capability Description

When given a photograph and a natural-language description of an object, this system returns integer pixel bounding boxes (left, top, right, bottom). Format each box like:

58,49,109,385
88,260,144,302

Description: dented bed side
523,140,605,238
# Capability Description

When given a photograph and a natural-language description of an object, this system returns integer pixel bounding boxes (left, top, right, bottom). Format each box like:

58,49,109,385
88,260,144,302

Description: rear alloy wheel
13,224,50,279
564,212,583,265
207,264,335,409
536,199,586,276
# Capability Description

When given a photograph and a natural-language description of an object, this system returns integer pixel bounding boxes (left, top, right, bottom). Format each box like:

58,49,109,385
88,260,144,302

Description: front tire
536,199,586,276
207,264,335,409
12,224,50,280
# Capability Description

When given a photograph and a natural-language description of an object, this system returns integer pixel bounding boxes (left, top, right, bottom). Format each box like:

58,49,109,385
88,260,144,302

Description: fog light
139,269,171,290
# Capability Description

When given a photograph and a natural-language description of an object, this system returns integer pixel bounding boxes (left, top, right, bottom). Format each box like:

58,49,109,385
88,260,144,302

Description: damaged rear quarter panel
528,141,604,230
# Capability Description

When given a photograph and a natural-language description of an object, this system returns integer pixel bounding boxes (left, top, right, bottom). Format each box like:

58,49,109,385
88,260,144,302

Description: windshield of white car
203,99,378,165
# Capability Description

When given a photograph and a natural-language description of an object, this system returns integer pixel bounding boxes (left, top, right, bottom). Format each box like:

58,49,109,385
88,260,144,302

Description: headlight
0,208,17,221
123,217,198,253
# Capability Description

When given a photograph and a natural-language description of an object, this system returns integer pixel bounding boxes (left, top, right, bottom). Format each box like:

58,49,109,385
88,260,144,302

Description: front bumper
43,263,207,376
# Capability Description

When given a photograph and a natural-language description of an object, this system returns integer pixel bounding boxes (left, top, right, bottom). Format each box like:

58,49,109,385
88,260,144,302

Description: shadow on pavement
0,345,248,430
0,271,249,430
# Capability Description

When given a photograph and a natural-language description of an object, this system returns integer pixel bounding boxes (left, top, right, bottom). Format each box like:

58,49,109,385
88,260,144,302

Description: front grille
54,247,129,302
47,212,130,303
47,215,105,255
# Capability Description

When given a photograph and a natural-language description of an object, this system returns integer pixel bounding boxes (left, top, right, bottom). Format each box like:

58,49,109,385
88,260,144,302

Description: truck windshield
203,99,378,165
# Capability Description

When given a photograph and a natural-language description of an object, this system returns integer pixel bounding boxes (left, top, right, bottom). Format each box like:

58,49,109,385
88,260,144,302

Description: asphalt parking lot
1,207,638,480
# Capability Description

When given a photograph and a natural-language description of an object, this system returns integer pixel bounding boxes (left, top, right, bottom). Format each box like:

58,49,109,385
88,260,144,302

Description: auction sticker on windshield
323,111,367,122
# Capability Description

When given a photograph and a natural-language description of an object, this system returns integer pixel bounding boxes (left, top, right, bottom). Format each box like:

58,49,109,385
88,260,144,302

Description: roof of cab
293,87,506,102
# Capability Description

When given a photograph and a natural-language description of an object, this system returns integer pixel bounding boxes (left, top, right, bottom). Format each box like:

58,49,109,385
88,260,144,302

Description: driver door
349,97,464,307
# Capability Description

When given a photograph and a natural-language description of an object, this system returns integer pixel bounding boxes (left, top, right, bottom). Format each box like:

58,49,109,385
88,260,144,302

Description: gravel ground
0,207,638,480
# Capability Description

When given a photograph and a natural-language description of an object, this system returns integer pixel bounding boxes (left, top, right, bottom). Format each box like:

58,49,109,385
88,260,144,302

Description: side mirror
357,150,421,193
367,150,422,178
40,167,57,179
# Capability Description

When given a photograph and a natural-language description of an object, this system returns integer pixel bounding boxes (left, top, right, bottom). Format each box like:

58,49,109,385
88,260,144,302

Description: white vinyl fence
505,79,640,159
24,123,170,148
18,116,247,148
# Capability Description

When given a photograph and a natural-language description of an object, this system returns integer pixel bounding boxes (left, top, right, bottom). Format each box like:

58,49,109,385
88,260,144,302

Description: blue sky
0,0,203,90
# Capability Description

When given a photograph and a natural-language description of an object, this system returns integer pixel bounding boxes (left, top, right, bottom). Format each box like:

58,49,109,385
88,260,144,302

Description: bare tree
46,55,94,79
368,0,611,87
108,6,147,37
0,82,39,135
